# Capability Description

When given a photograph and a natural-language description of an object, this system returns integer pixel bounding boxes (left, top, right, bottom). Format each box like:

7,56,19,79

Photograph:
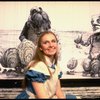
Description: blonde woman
16,31,65,99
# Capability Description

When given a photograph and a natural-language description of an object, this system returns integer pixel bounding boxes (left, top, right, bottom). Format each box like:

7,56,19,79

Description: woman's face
40,33,58,57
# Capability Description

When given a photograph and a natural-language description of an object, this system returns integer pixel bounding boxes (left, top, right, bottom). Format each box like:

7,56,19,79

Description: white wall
0,1,100,31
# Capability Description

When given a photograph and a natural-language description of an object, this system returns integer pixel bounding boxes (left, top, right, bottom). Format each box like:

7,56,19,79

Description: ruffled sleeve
26,70,50,83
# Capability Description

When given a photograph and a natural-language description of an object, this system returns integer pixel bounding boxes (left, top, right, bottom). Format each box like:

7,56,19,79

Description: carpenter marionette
74,14,100,77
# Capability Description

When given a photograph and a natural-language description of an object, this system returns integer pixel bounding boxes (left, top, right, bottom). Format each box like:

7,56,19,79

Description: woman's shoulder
29,61,50,76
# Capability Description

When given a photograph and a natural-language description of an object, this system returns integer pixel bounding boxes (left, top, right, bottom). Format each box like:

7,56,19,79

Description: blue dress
16,61,62,99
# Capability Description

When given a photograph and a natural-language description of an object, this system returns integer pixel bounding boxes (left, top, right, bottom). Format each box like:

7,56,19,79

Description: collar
44,55,55,67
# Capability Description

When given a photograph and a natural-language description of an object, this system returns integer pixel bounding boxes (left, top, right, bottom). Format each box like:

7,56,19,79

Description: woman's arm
32,82,49,99
56,79,66,99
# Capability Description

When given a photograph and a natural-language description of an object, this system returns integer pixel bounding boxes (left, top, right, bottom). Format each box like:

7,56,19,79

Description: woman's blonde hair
22,31,59,89
27,31,59,69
